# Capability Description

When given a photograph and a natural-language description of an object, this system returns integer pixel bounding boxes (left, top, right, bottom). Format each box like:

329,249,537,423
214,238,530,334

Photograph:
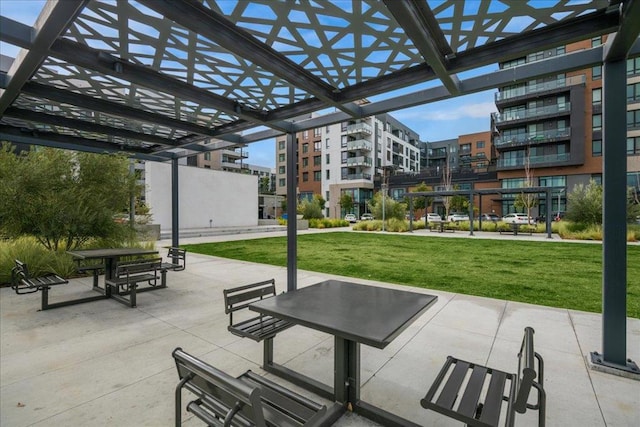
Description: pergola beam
0,0,88,115
383,0,460,95
604,0,640,61
0,16,33,48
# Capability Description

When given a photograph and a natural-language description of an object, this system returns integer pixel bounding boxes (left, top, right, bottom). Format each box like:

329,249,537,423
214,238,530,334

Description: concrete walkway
1,228,639,426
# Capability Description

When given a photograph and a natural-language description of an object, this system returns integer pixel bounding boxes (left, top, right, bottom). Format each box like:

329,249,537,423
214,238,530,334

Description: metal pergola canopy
0,0,638,160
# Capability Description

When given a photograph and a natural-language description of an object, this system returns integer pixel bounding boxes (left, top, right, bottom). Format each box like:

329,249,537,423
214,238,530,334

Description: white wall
145,162,258,231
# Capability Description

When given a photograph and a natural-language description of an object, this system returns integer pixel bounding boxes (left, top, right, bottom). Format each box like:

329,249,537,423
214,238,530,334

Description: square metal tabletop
67,248,159,259
250,280,438,349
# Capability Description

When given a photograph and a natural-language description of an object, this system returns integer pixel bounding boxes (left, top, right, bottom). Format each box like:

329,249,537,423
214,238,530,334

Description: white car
361,213,374,221
447,213,470,222
502,213,530,224
344,213,357,223
420,213,442,222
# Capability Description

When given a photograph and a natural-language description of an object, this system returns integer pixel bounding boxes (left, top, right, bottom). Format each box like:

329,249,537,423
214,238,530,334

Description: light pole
557,189,565,220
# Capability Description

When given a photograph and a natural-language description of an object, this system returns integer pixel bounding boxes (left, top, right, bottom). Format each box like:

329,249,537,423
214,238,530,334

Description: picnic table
250,279,438,427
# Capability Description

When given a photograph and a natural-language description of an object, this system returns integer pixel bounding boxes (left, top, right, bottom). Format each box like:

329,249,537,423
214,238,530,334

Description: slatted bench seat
224,279,294,341
105,258,163,307
11,259,78,311
421,327,545,427
173,348,331,427
161,246,187,272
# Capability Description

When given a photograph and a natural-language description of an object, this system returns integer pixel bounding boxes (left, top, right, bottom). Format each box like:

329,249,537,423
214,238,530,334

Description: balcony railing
345,173,372,180
221,149,249,159
494,129,571,148
493,102,571,124
345,123,372,135
495,75,585,102
497,153,570,168
346,156,373,166
346,139,372,151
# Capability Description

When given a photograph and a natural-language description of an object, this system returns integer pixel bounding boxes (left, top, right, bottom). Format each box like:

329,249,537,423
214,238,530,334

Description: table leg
334,337,360,405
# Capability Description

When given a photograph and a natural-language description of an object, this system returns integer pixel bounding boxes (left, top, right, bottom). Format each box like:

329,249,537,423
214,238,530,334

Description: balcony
494,129,571,149
428,149,447,159
345,172,372,180
497,153,571,169
493,102,571,126
221,161,249,170
495,75,585,103
221,148,249,159
346,156,373,167
346,139,372,151
345,123,372,135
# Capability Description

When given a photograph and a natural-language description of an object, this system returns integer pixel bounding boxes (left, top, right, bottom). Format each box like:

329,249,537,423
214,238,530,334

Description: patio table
250,279,438,427
67,248,159,293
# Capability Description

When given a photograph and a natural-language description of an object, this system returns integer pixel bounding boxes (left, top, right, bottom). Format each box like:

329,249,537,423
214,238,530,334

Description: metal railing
495,75,585,101
345,123,372,135
346,156,373,166
493,102,571,124
497,153,570,168
494,128,571,148
346,139,372,151
345,173,372,180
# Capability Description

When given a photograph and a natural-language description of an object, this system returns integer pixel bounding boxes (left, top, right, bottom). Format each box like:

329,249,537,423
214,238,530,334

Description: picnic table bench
421,327,545,426
173,347,331,427
10,259,110,311
105,258,164,308
429,220,454,233
224,279,294,342
499,223,533,236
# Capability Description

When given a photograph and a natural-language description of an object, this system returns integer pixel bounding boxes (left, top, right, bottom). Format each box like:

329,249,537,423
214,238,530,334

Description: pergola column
171,157,179,248
286,132,297,292
591,58,638,374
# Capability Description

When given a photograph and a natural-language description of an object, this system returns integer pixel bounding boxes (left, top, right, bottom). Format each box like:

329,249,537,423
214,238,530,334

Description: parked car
502,213,530,224
361,213,374,221
447,213,470,222
420,213,442,222
480,213,500,222
344,213,357,223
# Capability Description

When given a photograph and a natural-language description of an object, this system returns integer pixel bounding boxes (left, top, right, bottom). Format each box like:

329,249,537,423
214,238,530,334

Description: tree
0,144,137,250
565,180,602,224
339,193,354,215
441,156,453,218
368,191,406,220
259,177,272,194
409,182,432,217
313,193,326,211
513,148,537,224
298,198,323,219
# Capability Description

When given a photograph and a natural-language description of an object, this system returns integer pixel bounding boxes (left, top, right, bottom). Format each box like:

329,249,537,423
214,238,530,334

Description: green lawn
182,232,640,318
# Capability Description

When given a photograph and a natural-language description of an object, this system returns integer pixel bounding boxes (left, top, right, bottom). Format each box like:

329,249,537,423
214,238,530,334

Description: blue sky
0,1,497,169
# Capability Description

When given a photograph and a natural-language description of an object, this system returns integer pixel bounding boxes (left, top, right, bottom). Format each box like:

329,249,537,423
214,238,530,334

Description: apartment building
275,109,421,218
493,36,640,217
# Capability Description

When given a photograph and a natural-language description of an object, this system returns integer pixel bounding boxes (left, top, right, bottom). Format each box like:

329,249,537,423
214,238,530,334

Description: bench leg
130,284,137,308
264,337,274,368
161,270,167,288
40,286,50,311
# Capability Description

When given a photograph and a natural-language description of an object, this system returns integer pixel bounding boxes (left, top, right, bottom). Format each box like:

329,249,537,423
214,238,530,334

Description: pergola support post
590,58,639,375
468,191,474,236
171,157,179,247
546,189,552,239
286,132,297,292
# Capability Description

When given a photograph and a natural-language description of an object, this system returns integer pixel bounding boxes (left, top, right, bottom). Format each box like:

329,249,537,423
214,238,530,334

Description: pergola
1,0,638,375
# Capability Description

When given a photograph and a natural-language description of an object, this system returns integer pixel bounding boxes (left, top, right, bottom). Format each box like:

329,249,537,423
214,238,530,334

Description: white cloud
397,101,497,122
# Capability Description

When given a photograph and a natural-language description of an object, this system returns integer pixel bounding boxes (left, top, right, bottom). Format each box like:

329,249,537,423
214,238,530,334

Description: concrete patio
1,231,639,426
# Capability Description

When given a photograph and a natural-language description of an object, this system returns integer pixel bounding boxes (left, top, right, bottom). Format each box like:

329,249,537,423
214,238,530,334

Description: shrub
0,236,76,284
368,192,406,221
298,198,323,219
308,218,348,228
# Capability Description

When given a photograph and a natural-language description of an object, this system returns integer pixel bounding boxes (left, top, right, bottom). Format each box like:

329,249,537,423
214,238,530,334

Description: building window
326,125,330,133
627,110,640,129
204,152,211,161
592,114,602,131
341,135,348,148
326,154,330,164
476,141,485,149
627,82,640,103
592,65,602,80
313,155,321,166
325,138,330,148
556,46,565,55
278,140,285,150
302,172,309,182
592,88,601,105
314,141,321,151
628,137,640,155
303,130,308,139
460,143,471,152
592,174,602,185
592,139,602,157
302,158,308,167
314,128,321,137
326,169,330,179
313,171,321,181
278,153,285,162
279,178,285,187
539,175,566,188
326,191,330,202
278,166,285,174
591,36,602,47
628,57,640,76
302,143,309,153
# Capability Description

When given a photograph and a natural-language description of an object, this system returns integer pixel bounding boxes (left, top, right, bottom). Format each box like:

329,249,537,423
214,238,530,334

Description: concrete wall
145,162,258,231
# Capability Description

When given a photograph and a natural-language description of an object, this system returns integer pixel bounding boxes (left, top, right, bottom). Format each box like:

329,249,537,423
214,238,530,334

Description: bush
298,198,323,219
368,192,406,221
0,237,76,284
308,218,348,228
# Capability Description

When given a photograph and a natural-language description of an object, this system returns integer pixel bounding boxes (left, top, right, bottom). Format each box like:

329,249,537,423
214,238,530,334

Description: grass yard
182,232,640,318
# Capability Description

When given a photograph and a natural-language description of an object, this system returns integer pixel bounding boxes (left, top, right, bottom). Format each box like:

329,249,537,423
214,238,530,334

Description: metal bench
11,259,70,310
105,258,163,307
173,348,330,427
161,246,187,272
421,327,545,427
224,279,294,341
